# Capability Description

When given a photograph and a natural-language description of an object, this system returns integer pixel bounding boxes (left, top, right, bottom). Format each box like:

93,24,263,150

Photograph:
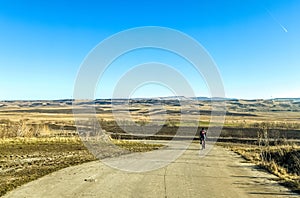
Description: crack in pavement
164,166,167,198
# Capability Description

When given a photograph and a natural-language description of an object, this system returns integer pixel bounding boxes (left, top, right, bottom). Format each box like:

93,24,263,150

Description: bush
0,119,41,138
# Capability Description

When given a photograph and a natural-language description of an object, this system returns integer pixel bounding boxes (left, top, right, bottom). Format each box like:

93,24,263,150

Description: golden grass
113,139,163,152
219,143,300,192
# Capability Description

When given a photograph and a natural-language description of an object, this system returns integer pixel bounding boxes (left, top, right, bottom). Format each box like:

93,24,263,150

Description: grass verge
218,142,300,193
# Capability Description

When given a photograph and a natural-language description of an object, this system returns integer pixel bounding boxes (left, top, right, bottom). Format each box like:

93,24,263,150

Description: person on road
199,128,207,150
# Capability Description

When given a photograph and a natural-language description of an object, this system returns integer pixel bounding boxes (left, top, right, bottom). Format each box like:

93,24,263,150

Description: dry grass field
0,136,162,197
0,137,95,196
219,142,300,193
0,98,300,195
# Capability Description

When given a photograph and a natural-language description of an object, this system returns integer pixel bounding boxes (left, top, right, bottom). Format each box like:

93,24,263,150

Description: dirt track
4,142,298,198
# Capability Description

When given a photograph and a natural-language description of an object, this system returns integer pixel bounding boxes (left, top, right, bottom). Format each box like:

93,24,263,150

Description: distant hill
0,97,299,112
273,98,300,102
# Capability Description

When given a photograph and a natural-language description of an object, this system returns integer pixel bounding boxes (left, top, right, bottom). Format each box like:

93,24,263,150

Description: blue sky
0,0,299,100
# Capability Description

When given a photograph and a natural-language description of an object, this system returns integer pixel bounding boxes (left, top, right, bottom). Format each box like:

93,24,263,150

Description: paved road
4,142,298,198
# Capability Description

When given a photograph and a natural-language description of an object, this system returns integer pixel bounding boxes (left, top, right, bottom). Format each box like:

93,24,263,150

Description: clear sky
0,0,299,100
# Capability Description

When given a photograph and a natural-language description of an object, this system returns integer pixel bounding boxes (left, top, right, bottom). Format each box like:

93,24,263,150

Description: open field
0,137,94,196
1,98,300,120
0,98,300,196
0,137,162,197
1,98,300,137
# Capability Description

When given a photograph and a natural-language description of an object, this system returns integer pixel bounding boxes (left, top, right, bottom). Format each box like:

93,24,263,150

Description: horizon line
1,96,300,102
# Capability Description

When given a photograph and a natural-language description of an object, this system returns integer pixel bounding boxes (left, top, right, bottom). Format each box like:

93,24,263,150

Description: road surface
4,142,298,198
